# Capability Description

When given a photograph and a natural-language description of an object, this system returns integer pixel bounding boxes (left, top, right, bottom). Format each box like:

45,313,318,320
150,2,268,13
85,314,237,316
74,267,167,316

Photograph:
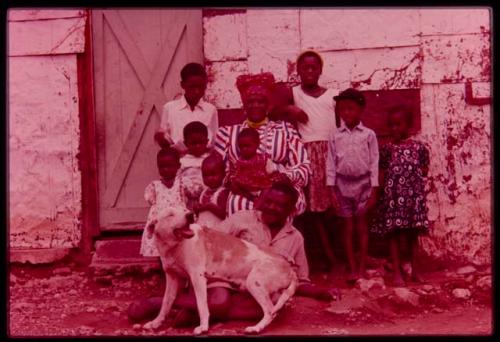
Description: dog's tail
271,271,298,316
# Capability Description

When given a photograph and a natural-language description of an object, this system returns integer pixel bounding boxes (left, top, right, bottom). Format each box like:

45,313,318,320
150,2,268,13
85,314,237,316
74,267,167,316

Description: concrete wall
8,9,86,251
203,8,492,265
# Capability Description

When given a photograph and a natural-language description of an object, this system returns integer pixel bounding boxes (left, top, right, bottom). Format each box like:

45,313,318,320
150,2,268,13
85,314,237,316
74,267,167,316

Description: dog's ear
146,219,158,239
173,227,195,239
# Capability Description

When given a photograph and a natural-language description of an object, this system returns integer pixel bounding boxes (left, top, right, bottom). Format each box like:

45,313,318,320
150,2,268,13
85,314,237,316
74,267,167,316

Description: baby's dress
371,139,430,236
231,154,276,193
140,178,185,257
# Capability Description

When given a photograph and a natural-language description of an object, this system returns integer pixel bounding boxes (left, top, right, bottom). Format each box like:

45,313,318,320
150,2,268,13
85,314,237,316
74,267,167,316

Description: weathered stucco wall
203,8,492,265
9,9,86,250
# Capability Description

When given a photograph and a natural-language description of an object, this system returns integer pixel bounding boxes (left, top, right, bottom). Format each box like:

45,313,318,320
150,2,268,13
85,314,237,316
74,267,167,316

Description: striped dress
214,120,310,216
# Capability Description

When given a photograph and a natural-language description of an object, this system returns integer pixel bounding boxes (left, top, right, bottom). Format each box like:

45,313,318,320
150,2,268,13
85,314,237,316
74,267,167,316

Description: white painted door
92,9,203,230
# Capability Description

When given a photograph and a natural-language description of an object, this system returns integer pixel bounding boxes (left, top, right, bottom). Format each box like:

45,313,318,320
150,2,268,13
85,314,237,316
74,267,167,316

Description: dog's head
146,207,195,244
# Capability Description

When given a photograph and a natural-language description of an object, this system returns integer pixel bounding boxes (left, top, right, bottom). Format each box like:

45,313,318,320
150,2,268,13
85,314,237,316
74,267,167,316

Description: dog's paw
244,326,261,335
193,325,208,335
143,319,163,330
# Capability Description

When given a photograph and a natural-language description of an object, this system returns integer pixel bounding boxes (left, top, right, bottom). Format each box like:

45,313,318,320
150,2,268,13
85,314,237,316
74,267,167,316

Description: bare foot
392,272,406,287
173,309,199,328
410,272,426,284
346,272,359,285
358,267,367,279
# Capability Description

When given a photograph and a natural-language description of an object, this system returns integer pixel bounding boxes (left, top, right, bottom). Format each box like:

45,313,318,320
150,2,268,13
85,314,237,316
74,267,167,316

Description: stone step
90,237,161,274
94,237,144,260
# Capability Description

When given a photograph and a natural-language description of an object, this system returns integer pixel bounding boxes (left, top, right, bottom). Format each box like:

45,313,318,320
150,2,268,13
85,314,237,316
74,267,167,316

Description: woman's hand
297,283,342,301
230,180,256,200
316,287,342,302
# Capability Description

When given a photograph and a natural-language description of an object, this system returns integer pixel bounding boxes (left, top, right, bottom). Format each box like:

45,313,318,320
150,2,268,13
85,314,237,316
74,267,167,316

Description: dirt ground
8,259,492,337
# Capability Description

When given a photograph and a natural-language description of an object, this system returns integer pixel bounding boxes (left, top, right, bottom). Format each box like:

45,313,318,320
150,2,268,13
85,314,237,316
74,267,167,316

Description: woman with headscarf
213,72,311,216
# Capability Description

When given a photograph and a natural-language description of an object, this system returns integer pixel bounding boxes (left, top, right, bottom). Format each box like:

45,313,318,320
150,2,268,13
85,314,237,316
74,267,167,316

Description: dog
142,206,298,335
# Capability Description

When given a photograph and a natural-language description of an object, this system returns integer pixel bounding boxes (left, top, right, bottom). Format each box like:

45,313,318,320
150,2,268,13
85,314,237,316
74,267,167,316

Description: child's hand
421,166,429,177
154,131,171,148
192,202,202,215
295,110,309,124
330,191,340,212
287,106,309,124
365,188,378,211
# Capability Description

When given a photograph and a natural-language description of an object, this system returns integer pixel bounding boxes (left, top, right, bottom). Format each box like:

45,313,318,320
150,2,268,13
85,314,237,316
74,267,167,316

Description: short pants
335,174,372,218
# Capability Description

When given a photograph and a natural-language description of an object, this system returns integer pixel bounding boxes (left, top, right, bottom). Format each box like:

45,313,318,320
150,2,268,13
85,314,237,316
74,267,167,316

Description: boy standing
326,88,379,283
154,63,218,153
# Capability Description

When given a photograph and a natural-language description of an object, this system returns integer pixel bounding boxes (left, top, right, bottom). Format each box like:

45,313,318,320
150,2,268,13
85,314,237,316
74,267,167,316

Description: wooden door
92,9,203,230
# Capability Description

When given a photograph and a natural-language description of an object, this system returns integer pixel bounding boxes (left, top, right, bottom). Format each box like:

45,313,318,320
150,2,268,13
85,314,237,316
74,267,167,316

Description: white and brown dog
142,206,298,335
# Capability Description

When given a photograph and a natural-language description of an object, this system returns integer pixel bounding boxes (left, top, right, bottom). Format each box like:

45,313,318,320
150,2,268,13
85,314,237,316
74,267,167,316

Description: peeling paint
9,53,82,250
350,49,423,90
423,33,490,84
417,83,490,265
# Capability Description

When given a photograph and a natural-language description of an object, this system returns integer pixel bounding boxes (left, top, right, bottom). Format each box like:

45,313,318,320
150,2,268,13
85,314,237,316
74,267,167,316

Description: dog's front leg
190,273,210,335
143,270,179,330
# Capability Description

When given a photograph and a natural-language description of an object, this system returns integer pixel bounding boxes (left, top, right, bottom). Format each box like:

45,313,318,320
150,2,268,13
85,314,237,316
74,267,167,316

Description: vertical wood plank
93,9,203,229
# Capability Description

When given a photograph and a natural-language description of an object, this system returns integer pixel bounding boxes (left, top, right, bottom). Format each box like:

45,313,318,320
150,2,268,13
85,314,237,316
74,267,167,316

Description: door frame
77,8,100,259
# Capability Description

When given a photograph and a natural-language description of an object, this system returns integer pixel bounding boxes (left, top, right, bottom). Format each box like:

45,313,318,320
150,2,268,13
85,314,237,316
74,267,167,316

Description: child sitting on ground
179,121,211,210
370,105,430,286
154,62,218,153
228,127,278,202
193,153,230,228
326,88,379,283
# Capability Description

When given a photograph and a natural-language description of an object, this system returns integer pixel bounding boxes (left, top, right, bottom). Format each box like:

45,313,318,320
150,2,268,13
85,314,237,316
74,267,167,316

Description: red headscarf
236,72,276,102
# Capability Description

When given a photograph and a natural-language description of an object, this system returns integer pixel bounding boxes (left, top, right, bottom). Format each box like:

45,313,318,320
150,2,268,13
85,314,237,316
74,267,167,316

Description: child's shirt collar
178,95,205,111
338,121,364,132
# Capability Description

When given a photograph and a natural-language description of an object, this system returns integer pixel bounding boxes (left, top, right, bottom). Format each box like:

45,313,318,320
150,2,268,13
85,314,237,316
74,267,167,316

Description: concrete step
90,237,161,274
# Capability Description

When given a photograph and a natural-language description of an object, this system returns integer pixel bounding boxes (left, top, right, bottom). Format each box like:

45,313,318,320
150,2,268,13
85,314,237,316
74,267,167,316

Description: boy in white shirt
154,63,218,154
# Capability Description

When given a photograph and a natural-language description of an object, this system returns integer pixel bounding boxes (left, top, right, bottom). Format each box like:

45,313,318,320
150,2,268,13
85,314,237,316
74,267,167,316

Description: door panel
92,9,203,230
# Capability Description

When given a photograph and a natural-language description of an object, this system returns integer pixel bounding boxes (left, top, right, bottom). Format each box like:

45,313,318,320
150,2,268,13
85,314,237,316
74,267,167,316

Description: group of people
128,50,430,326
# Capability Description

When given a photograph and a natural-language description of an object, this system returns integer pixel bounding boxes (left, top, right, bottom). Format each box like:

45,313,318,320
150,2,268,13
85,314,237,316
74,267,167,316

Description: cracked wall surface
8,10,85,250
203,8,492,265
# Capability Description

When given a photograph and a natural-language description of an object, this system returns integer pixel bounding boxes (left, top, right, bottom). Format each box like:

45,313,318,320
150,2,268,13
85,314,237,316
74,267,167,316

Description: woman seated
213,72,311,217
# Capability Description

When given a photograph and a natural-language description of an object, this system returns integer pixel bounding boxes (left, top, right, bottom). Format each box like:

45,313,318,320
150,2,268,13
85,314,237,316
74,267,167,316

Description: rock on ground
392,287,420,307
452,288,471,299
475,276,491,290
456,266,477,275
355,277,386,293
